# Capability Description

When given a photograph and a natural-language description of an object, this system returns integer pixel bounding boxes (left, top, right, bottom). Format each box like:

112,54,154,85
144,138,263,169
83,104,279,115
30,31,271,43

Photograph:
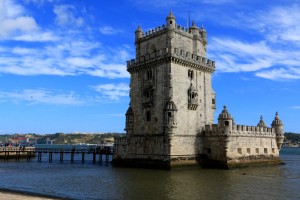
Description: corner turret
125,106,134,134
135,25,143,41
218,105,233,134
271,112,284,150
135,25,143,58
189,20,199,36
166,10,176,29
199,25,207,50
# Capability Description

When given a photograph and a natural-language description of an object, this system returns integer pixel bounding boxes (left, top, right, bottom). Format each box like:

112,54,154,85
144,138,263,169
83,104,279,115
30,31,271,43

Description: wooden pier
0,147,113,163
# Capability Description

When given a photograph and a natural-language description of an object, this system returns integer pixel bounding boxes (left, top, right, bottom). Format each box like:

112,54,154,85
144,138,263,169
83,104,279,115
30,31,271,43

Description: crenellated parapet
136,23,206,42
141,24,167,39
127,47,215,73
204,124,275,138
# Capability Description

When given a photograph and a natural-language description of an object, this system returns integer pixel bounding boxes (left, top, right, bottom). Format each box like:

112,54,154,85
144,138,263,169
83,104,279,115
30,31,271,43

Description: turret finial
272,111,283,126
167,9,175,19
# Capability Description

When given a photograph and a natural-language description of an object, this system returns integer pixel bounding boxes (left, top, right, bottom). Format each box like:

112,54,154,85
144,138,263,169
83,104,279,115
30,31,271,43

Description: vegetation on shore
0,132,299,145
0,133,124,145
285,132,300,145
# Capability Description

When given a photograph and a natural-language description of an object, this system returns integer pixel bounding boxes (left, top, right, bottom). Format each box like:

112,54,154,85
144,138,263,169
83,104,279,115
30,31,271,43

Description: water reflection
111,161,300,200
0,148,299,200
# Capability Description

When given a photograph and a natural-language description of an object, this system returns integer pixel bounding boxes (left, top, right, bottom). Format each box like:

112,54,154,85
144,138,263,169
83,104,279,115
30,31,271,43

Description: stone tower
113,11,216,168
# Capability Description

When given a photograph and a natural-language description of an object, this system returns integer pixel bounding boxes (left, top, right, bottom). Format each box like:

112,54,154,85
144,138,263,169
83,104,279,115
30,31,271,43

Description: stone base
112,156,204,170
227,157,284,168
112,155,284,170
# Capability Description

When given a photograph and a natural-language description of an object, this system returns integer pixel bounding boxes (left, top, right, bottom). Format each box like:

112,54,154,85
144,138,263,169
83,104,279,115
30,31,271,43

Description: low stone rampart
204,124,275,138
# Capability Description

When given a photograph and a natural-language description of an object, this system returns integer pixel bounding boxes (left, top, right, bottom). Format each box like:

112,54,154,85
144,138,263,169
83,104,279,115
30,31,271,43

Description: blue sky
0,0,299,134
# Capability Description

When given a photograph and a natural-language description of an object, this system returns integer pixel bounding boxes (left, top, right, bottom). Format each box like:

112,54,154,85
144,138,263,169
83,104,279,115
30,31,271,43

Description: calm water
0,148,299,200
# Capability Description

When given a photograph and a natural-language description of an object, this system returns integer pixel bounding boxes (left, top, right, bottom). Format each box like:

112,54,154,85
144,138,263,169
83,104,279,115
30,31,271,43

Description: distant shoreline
284,144,300,148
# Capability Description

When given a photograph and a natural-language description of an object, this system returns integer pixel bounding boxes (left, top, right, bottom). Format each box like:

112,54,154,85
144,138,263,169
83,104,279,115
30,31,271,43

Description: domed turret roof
257,115,267,127
164,99,177,111
166,10,175,19
135,25,142,33
200,24,206,32
190,20,198,29
272,111,283,126
218,105,232,120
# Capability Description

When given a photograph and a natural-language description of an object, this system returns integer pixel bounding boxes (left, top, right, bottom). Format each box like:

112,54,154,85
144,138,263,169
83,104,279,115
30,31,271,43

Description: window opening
237,148,242,154
146,111,151,121
147,70,153,80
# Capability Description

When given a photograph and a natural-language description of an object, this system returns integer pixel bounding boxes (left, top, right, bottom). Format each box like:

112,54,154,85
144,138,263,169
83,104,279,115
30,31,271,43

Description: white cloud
0,89,84,105
208,3,300,80
24,0,55,6
0,1,132,78
210,37,300,80
91,83,129,100
0,0,38,37
13,31,60,42
210,38,276,72
220,4,300,45
289,106,300,109
99,26,123,35
256,68,300,80
0,40,131,78
54,4,84,27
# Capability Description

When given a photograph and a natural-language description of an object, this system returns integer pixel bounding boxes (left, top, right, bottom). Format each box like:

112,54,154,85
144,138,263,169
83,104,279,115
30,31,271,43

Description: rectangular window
247,148,250,154
146,111,151,121
188,70,194,79
272,148,275,154
256,148,259,154
264,148,268,154
237,148,242,154
212,99,215,104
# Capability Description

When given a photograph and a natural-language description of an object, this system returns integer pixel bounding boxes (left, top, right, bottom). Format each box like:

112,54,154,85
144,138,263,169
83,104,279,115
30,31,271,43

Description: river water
0,147,299,200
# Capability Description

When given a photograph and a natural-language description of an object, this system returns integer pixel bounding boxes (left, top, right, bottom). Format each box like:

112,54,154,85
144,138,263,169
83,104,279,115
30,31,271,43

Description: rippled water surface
0,148,299,200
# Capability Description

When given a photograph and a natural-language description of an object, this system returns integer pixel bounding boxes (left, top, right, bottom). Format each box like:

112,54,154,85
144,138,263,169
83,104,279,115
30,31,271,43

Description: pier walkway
0,147,113,163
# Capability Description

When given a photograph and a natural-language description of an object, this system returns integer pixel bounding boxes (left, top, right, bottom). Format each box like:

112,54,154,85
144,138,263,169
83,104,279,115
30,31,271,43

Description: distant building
46,138,54,145
113,11,284,169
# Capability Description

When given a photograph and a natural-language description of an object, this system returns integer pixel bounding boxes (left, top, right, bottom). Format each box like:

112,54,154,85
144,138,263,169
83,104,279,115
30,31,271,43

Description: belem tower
112,11,285,169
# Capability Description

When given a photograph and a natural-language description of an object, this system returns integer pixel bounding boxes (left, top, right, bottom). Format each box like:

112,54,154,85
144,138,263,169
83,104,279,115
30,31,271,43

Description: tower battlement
127,47,215,72
139,23,206,42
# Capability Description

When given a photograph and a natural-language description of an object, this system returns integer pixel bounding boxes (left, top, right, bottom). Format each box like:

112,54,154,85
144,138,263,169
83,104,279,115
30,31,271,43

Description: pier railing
0,147,113,163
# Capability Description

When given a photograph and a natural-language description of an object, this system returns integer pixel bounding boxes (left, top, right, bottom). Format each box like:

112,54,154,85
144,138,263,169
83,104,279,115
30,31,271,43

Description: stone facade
112,11,284,169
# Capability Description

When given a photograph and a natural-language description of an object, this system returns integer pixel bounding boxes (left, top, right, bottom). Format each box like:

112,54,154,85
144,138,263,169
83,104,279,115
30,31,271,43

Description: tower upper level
128,11,214,73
